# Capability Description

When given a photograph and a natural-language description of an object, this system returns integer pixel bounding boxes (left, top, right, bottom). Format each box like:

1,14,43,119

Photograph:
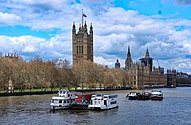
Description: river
0,87,191,125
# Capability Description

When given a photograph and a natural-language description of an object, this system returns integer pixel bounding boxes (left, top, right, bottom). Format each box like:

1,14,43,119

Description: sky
0,0,191,74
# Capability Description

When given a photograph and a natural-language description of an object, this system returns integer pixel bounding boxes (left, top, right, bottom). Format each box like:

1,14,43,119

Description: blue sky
115,0,191,19
0,0,191,74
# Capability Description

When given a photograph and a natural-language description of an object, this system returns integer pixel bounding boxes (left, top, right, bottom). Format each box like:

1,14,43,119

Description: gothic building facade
123,46,173,89
71,20,176,89
72,22,93,66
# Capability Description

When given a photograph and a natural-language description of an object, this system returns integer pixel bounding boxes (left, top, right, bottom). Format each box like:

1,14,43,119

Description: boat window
96,94,102,97
104,100,107,105
64,100,66,103
59,100,62,103
110,101,117,104
109,95,118,99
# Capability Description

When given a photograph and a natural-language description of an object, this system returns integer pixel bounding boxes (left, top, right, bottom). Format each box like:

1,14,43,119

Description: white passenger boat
127,92,139,100
150,90,163,100
50,90,76,110
88,94,119,110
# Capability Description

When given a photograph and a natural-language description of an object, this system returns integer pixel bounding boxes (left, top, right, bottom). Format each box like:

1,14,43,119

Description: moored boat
137,92,151,100
50,90,76,110
88,94,119,110
127,92,139,100
70,94,92,110
150,90,163,100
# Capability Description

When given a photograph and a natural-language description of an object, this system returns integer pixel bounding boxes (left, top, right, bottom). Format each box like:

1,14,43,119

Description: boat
150,90,163,100
127,92,139,100
137,92,151,100
88,94,119,110
50,90,76,110
70,94,92,110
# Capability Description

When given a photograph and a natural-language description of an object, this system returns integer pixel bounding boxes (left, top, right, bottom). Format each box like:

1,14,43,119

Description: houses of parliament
72,21,176,89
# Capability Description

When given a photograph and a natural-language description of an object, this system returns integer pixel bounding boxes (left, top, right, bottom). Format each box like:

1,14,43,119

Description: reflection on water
0,87,191,125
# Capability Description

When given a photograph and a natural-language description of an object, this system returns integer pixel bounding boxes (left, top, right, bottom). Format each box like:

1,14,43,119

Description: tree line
0,56,130,92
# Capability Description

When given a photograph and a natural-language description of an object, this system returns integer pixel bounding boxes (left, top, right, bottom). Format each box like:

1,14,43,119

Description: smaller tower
140,48,153,72
125,46,132,69
145,48,150,58
115,59,120,69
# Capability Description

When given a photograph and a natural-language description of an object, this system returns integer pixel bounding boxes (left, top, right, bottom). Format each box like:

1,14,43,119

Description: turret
84,21,87,28
83,21,87,32
90,23,93,34
79,24,82,31
72,22,76,30
125,46,132,69
145,47,150,58
127,46,132,61
115,59,120,69
140,48,153,72
72,22,76,33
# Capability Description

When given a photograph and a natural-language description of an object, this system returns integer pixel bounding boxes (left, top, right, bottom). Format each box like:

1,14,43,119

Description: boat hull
128,96,137,100
137,95,150,100
137,92,151,100
150,96,163,100
89,105,119,111
70,104,89,110
50,105,69,110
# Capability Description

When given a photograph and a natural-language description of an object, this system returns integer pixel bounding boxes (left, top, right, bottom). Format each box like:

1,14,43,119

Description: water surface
0,87,191,125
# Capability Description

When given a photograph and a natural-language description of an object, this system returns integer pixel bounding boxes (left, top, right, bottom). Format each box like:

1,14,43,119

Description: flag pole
82,9,83,27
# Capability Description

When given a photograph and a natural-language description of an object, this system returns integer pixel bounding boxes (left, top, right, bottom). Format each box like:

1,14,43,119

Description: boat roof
58,90,69,92
51,96,71,100
151,90,162,92
92,93,117,96
129,92,138,93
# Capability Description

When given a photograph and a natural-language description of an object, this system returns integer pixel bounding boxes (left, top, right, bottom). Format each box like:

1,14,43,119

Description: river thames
0,87,191,125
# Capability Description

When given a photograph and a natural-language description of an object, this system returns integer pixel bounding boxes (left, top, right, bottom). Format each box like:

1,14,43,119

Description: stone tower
115,59,120,68
140,48,153,72
72,21,93,66
125,46,132,69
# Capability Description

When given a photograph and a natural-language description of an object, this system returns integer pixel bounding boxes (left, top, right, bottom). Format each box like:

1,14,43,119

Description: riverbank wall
0,91,57,97
0,87,132,97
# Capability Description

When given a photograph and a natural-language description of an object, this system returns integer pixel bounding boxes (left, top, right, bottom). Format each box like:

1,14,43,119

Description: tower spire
125,46,132,69
145,47,150,58
128,46,131,58
84,21,87,28
72,22,76,30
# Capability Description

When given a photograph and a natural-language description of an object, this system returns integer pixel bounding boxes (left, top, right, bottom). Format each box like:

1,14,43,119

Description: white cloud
0,12,21,25
22,46,37,52
161,58,191,73
0,35,71,60
94,56,114,67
